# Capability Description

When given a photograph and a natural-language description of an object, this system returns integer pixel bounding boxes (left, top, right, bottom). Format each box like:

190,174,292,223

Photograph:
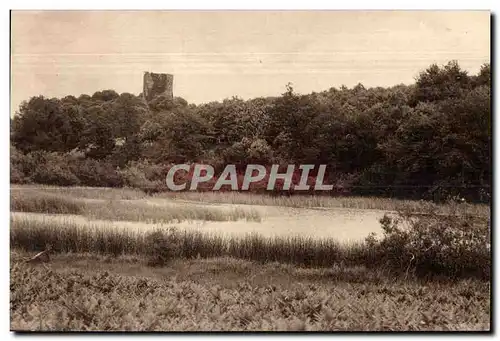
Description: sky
11,11,490,114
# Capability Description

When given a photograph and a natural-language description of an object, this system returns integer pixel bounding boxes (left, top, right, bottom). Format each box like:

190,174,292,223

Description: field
10,185,491,331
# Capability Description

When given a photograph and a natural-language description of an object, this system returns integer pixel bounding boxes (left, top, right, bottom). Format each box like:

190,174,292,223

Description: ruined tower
143,72,174,102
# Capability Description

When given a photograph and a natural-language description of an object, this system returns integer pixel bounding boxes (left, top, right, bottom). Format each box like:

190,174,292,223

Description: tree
91,90,119,102
474,63,491,87
411,61,472,104
11,96,84,153
79,103,116,159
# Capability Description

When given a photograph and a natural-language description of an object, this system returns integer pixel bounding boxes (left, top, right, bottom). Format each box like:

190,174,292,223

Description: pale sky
11,11,490,113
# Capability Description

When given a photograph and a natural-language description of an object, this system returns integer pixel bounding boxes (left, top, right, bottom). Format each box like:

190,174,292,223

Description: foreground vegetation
10,186,491,331
10,253,490,331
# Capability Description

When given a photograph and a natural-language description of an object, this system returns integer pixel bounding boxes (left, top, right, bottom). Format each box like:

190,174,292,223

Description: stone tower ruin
143,72,174,102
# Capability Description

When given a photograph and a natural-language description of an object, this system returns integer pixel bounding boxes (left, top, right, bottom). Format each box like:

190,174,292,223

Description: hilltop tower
143,72,174,102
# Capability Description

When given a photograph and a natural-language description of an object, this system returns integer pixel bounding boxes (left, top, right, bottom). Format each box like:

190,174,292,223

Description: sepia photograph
9,10,491,332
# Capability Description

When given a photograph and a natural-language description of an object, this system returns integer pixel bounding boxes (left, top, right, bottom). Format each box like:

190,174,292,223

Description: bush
121,161,169,194
367,201,490,279
30,152,80,186
118,165,160,193
69,158,123,187
10,166,26,184
145,228,183,266
10,146,34,184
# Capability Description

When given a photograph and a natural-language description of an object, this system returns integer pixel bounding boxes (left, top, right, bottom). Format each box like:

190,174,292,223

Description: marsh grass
10,216,361,267
10,209,490,279
9,186,490,279
10,189,262,224
10,185,146,200
10,189,83,215
11,185,489,219
157,191,489,217
84,201,262,224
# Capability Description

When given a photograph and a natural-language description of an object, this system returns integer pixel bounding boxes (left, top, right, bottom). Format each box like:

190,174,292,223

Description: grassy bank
10,253,490,331
11,185,146,200
10,188,261,223
157,191,490,216
11,185,490,217
84,200,261,223
10,189,84,215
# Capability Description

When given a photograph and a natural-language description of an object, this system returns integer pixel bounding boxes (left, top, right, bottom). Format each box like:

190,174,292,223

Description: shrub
121,161,170,194
144,228,183,266
367,201,490,279
118,165,159,193
69,158,123,187
10,146,35,184
30,152,80,186
10,166,26,184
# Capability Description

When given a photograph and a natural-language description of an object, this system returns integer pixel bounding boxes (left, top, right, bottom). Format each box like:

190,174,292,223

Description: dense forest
10,61,491,202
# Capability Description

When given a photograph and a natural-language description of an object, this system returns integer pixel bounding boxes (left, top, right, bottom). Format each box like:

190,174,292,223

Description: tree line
10,61,491,202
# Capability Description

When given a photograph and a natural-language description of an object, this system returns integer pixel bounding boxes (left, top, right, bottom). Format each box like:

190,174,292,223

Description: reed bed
84,200,261,224
11,185,145,200
10,216,362,267
10,189,83,215
10,189,261,223
157,191,489,217
10,213,489,279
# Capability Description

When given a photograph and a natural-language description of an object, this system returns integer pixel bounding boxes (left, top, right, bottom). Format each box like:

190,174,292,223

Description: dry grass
9,216,367,267
11,185,490,217
10,188,261,224
11,185,146,200
157,191,490,217
10,253,490,331
10,189,83,215
84,200,261,224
